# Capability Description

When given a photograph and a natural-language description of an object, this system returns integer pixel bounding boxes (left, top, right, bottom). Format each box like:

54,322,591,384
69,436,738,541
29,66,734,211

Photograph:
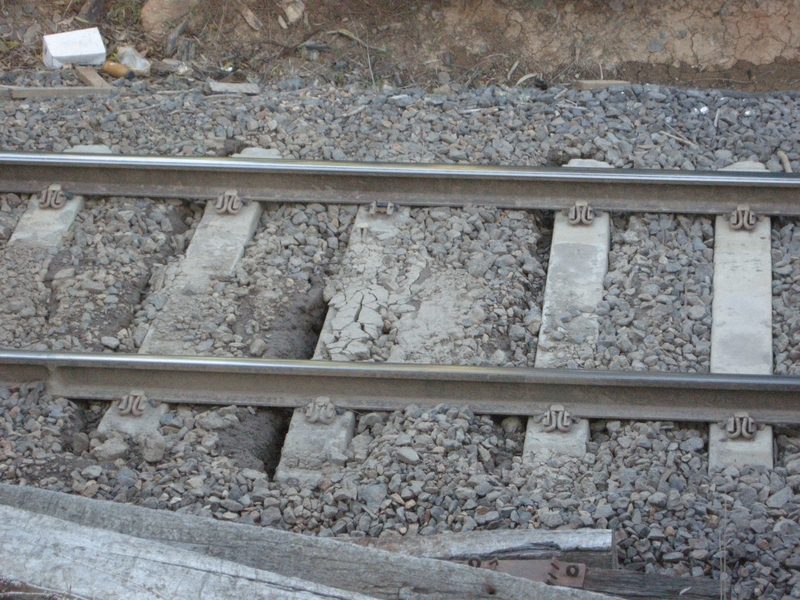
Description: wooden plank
351,527,716,600
4,85,113,99
0,504,376,600
74,66,111,88
351,528,615,569
0,484,617,600
0,578,83,599
575,80,630,90
583,569,718,600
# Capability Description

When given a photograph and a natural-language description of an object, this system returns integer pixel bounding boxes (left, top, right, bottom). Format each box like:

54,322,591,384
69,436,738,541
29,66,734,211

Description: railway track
1,151,798,412
2,150,800,599
1,351,799,423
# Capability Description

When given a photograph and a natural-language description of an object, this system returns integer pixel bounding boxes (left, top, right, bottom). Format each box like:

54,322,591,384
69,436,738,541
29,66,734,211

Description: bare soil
2,0,800,92
217,408,292,476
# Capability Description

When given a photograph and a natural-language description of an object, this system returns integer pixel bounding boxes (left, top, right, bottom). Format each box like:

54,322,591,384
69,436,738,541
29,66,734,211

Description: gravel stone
7,383,800,597
359,483,387,512
3,79,800,599
766,485,793,509
596,214,713,373
137,431,167,463
0,81,796,172
143,202,354,359
772,218,800,375
539,510,564,528
81,465,102,479
91,436,130,462
395,447,420,465
0,197,195,353
100,336,120,350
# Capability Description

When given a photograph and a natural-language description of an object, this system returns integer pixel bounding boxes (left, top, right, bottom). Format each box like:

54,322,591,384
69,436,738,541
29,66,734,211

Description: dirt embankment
1,0,799,92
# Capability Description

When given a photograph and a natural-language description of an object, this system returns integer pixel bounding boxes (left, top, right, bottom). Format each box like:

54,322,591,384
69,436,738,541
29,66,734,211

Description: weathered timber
0,504,375,600
352,527,717,600
74,66,111,88
0,578,82,600
352,528,615,568
583,568,718,600
0,85,114,99
0,484,618,600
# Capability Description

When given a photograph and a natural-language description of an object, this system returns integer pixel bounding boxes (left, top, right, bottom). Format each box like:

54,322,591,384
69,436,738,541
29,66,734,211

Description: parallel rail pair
0,152,799,423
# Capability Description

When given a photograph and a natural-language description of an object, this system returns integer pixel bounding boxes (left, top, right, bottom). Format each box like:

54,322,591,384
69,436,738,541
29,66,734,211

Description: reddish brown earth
1,0,799,92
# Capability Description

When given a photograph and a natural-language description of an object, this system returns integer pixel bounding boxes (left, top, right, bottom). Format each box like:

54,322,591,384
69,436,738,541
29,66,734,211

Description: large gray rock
359,484,387,513
137,431,167,463
91,436,130,462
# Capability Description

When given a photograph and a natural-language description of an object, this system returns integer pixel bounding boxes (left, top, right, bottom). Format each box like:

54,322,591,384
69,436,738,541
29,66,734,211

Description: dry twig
324,29,386,54
660,130,699,148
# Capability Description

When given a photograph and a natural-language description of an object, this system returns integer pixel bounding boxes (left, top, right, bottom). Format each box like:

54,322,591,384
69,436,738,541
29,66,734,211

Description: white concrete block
138,201,262,355
275,403,356,488
721,161,768,172
708,159,774,471
710,215,773,375
523,418,590,461
524,163,610,464
710,160,771,376
206,81,260,95
182,201,263,280
43,28,106,70
534,211,610,368
97,398,169,440
64,144,112,154
565,158,613,169
233,147,284,159
8,195,84,249
708,423,773,471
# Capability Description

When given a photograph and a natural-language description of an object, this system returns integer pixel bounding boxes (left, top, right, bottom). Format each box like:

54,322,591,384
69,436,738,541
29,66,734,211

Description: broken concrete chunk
43,27,106,69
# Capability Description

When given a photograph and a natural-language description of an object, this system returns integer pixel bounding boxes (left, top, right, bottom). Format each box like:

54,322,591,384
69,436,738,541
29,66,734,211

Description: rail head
1,351,799,424
2,151,799,184
1,152,799,215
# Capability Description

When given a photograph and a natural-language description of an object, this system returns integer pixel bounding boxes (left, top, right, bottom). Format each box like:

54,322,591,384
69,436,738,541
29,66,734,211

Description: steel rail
2,152,800,215
1,351,799,423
